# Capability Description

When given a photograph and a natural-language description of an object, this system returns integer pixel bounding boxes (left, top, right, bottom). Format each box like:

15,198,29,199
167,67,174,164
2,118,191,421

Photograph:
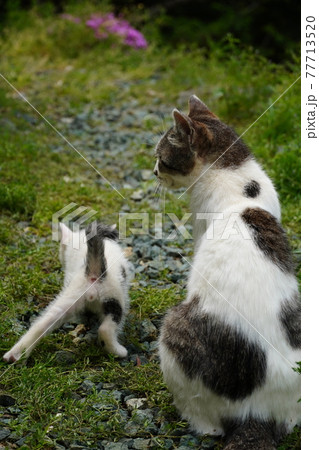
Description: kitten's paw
3,349,21,363
99,335,128,358
114,344,128,359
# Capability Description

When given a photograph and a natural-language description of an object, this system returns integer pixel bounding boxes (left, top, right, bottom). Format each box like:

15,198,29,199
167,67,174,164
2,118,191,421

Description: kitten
3,222,130,362
154,95,300,449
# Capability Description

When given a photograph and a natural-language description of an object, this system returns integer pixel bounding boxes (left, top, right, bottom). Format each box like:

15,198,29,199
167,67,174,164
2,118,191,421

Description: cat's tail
222,418,285,450
85,223,118,281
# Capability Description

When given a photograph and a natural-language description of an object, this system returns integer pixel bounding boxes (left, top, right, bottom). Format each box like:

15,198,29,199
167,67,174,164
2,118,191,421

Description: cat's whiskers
153,181,163,203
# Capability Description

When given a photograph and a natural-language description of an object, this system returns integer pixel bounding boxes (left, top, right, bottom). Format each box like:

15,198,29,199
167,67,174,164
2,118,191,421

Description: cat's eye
160,159,175,171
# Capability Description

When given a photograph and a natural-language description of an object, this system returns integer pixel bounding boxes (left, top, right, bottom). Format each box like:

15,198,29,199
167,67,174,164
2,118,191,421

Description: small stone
147,260,163,271
162,246,183,257
150,245,161,258
7,407,21,414
123,420,140,437
140,319,158,342
140,170,152,181
69,392,82,401
179,434,200,447
101,442,129,450
96,389,110,398
125,398,148,411
131,409,154,425
102,382,116,390
0,429,10,441
92,403,115,411
130,190,144,201
150,438,174,449
95,382,103,392
15,435,27,446
55,350,76,365
132,438,151,449
110,390,123,402
69,324,86,337
149,341,158,353
0,418,12,425
69,442,89,449
118,409,129,422
80,379,95,394
0,395,16,407
62,322,76,331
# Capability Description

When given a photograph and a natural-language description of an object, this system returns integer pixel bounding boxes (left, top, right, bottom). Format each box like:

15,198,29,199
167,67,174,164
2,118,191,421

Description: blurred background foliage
0,0,300,62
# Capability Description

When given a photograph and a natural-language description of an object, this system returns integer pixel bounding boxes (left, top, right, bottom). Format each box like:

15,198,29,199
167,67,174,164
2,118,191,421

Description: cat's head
153,95,250,189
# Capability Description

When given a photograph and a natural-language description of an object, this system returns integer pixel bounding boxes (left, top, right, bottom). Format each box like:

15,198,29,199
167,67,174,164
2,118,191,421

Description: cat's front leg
98,298,127,358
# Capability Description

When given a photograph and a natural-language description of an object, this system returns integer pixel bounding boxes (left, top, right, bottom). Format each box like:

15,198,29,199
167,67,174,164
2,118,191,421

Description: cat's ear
59,222,72,245
173,109,195,142
188,95,218,119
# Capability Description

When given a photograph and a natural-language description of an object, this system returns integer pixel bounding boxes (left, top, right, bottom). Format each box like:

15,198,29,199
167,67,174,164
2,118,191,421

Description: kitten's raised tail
222,418,285,450
85,223,118,281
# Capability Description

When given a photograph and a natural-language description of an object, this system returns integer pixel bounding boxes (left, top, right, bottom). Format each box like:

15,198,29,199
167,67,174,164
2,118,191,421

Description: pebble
139,319,158,342
132,438,150,449
55,350,76,365
80,379,95,394
179,434,200,447
101,442,129,450
125,398,148,411
130,190,144,201
0,429,10,441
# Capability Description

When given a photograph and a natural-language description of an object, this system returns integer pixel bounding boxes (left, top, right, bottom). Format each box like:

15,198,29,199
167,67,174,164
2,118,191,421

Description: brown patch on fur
161,295,267,400
222,418,285,450
241,208,294,273
280,293,301,349
193,117,252,168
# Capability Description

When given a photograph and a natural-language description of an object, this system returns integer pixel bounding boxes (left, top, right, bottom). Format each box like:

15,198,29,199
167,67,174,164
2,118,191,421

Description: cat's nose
154,168,158,177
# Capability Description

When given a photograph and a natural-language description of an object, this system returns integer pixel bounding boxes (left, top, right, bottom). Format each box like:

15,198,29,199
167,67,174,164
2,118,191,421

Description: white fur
157,157,301,435
3,224,130,362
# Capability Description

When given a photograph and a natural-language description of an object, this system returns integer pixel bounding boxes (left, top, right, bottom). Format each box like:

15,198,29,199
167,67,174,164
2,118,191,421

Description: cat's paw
99,338,128,358
113,344,128,359
3,348,21,364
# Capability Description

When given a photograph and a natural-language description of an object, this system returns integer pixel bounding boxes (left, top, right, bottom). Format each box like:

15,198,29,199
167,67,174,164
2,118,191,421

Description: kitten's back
85,223,118,281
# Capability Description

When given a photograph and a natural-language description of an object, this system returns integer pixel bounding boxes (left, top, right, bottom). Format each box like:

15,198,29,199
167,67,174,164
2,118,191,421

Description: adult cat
154,95,300,449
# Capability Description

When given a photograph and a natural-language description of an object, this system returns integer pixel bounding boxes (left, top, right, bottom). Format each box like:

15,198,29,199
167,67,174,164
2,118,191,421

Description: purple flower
86,15,105,29
63,11,148,49
124,28,148,49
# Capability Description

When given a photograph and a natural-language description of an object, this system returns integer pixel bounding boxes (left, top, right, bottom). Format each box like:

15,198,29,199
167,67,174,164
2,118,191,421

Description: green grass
0,4,300,449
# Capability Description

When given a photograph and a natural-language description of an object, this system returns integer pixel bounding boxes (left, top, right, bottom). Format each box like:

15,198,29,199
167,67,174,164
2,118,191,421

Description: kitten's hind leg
3,281,85,363
98,298,127,358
